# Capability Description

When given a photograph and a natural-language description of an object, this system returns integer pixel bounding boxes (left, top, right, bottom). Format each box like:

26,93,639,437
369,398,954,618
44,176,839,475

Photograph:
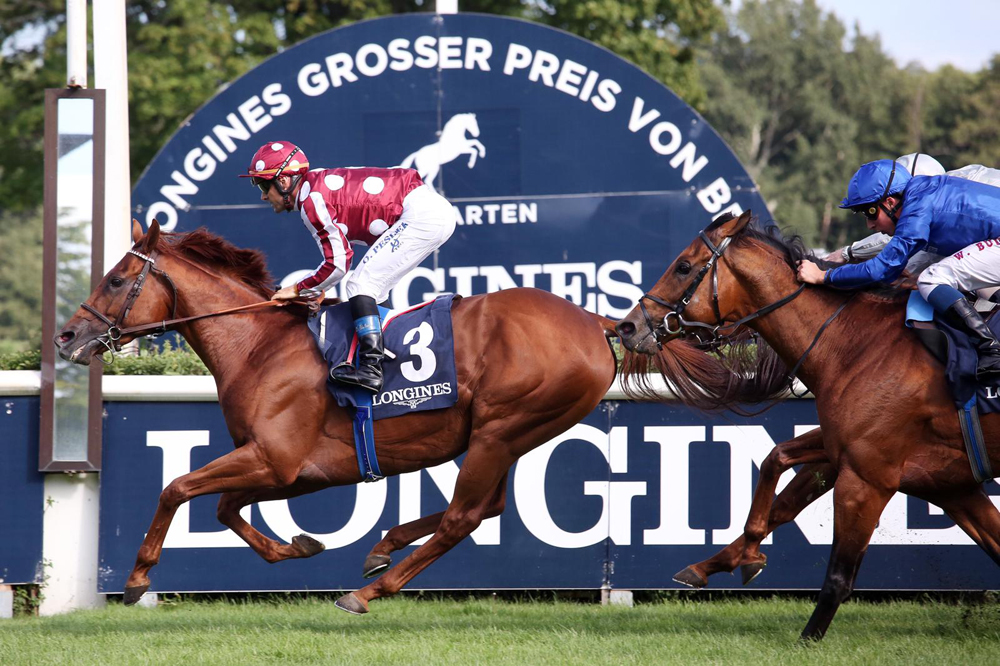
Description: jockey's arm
294,194,353,299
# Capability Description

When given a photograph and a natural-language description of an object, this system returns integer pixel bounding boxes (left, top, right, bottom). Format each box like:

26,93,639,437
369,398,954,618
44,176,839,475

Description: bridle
637,230,807,351
635,228,853,385
81,249,178,358
78,247,289,363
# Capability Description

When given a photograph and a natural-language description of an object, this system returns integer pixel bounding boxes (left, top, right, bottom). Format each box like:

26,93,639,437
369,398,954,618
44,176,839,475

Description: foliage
0,340,209,374
699,0,999,249
100,339,211,375
0,208,43,352
0,350,42,371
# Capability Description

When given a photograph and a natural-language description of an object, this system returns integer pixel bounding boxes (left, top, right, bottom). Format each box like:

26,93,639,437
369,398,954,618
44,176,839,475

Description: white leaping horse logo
399,113,486,190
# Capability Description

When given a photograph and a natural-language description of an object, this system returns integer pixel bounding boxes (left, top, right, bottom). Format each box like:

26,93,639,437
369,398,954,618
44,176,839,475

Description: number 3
400,321,436,382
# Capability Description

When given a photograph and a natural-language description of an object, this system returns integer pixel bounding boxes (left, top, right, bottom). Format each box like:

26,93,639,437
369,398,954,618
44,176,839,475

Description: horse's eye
109,277,124,288
676,261,692,276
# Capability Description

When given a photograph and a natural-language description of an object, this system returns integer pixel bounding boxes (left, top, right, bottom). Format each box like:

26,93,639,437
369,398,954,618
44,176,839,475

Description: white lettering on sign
143,32,753,233
513,425,646,547
386,259,644,319
149,421,985,552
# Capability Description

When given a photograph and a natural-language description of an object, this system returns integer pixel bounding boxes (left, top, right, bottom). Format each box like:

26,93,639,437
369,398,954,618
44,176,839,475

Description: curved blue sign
131,13,766,315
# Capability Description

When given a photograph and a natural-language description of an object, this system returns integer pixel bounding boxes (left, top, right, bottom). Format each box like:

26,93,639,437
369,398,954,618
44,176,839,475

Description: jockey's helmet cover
896,153,946,178
839,159,911,209
242,142,309,180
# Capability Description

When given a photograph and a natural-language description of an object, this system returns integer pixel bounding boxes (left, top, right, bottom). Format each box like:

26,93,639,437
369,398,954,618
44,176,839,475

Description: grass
3,594,1000,665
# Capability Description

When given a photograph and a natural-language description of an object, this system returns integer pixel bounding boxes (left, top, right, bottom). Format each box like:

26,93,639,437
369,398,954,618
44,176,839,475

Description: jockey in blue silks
796,158,1000,381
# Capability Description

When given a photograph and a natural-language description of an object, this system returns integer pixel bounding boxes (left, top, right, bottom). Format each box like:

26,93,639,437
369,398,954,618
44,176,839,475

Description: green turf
2,595,999,665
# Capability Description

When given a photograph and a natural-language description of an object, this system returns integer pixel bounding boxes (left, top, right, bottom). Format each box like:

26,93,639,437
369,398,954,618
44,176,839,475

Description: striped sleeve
296,192,352,296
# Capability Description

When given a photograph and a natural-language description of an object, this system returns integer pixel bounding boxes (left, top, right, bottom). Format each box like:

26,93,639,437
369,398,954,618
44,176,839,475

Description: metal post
66,0,87,88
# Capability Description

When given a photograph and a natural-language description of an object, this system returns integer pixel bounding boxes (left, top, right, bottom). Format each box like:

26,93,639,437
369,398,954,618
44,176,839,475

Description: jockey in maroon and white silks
242,141,456,393
293,166,425,298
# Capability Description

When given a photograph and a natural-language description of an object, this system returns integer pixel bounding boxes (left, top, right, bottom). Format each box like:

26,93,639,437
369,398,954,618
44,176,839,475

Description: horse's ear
131,219,144,244
719,209,754,238
142,219,161,254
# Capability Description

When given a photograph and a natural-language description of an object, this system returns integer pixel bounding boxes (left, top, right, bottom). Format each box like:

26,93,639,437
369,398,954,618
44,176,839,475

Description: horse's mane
620,213,909,414
158,228,275,297
711,213,909,302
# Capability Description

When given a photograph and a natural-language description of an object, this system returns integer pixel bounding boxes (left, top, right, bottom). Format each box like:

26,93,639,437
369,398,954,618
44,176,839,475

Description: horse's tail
400,151,417,169
587,311,619,339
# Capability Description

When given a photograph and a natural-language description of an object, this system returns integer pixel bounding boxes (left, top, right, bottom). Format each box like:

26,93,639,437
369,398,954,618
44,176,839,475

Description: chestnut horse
616,211,1000,641
56,220,616,614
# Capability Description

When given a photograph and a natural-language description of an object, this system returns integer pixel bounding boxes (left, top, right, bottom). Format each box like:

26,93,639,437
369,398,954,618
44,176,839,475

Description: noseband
637,230,806,350
80,249,178,359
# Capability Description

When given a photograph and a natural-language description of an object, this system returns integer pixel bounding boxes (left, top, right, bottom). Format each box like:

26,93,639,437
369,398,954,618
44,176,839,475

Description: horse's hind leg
932,488,1000,566
124,442,290,604
361,472,509,579
337,448,513,614
675,429,832,587
216,484,328,564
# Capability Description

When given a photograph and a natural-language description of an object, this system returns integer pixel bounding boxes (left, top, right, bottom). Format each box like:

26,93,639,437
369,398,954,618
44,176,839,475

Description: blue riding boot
331,296,385,393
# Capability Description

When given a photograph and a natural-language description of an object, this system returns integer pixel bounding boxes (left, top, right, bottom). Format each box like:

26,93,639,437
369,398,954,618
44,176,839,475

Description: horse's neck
169,267,302,389
733,264,870,387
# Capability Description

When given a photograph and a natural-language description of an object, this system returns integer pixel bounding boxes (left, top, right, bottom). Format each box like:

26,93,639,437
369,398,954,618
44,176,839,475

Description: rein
636,229,854,388
80,248,289,363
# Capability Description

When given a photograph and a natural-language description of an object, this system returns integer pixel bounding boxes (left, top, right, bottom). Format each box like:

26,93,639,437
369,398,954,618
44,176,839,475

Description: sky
811,0,998,72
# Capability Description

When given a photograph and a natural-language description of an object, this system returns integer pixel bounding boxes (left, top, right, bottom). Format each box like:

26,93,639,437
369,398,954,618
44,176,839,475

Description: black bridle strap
717,283,807,334
787,293,857,394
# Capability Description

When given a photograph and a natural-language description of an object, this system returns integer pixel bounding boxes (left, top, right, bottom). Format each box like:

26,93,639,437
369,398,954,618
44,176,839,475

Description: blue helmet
839,159,911,209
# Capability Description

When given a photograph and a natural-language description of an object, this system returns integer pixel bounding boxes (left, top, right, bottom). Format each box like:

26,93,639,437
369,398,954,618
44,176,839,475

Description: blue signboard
98,399,1000,593
0,396,45,584
131,13,767,316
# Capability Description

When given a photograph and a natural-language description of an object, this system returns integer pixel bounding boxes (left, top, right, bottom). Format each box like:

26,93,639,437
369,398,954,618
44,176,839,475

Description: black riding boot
331,296,385,393
949,299,1000,381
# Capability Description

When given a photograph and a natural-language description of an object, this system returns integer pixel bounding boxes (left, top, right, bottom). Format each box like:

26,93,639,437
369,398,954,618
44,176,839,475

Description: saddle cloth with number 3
307,294,459,420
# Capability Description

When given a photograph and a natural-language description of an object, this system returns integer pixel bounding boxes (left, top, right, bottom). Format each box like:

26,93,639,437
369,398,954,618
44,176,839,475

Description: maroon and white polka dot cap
241,141,309,180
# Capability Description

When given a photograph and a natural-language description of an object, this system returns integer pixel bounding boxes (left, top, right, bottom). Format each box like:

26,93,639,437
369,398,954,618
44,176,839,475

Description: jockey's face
862,195,900,235
260,175,295,213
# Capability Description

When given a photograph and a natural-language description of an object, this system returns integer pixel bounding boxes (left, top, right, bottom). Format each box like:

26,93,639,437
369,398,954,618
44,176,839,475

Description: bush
102,339,210,375
0,349,42,370
0,340,210,375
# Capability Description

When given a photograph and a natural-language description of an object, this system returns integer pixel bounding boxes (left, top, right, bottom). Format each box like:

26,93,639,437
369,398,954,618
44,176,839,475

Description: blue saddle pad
307,294,459,420
906,292,1000,412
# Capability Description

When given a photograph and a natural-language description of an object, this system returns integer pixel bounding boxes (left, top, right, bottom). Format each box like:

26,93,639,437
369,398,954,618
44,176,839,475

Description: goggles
854,204,881,221
251,176,272,194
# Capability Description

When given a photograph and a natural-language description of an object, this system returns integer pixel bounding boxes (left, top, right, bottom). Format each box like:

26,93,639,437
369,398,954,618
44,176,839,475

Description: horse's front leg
465,140,485,168
361,472,508,579
800,465,894,641
124,442,290,604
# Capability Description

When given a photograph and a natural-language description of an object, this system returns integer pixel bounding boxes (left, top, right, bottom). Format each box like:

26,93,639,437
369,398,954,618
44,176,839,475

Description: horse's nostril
616,321,636,339
56,331,75,345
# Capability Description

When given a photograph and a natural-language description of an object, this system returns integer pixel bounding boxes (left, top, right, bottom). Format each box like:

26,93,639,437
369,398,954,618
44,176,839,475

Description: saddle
908,292,998,483
908,292,1000,410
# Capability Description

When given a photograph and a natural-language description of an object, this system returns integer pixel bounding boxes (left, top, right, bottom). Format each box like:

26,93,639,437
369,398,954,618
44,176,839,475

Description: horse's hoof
335,592,369,615
292,534,326,558
123,584,149,606
362,554,391,579
672,567,708,589
741,560,767,586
